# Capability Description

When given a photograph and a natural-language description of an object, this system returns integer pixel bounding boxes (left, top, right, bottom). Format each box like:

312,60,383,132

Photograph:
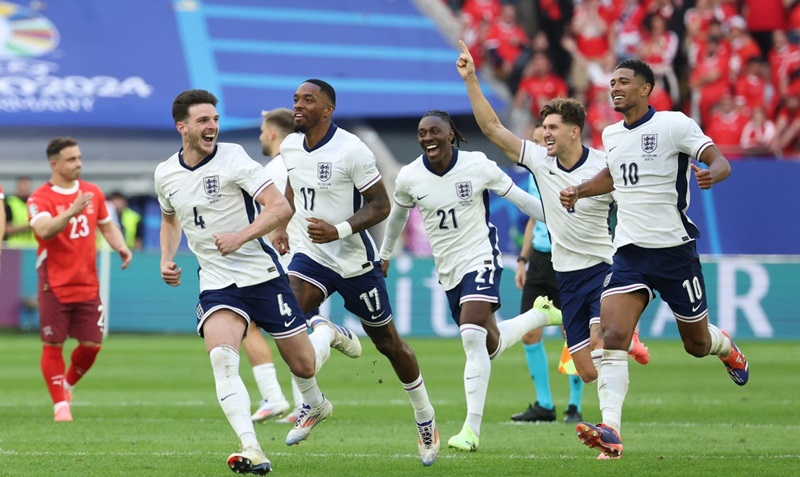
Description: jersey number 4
193,207,206,229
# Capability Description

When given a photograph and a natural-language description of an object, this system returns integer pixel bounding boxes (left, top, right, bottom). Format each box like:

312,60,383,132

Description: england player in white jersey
272,79,439,466
456,42,649,393
379,110,562,453
156,89,354,474
243,108,318,425
559,59,749,458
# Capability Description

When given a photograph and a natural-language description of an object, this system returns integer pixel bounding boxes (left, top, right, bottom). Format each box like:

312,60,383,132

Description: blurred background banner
0,0,502,130
0,249,796,339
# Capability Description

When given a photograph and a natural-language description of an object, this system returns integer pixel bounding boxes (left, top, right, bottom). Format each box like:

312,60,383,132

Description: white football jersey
602,109,713,249
281,125,381,278
154,142,283,291
263,153,303,268
394,149,511,291
518,141,614,272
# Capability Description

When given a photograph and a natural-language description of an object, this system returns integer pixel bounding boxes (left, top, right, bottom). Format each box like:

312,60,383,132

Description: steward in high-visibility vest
5,194,37,248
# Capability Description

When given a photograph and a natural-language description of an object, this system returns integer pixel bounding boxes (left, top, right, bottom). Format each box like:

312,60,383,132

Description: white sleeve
671,113,713,159
502,184,545,223
379,203,411,260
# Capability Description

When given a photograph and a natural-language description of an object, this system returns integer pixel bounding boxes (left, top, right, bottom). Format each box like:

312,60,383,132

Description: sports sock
597,349,629,435
590,348,603,379
402,374,435,423
209,345,260,451
707,324,731,357
308,321,334,372
65,344,101,388
491,309,549,358
41,345,66,405
290,375,303,409
252,362,287,404
568,374,584,411
460,324,490,437
523,342,553,410
292,373,324,408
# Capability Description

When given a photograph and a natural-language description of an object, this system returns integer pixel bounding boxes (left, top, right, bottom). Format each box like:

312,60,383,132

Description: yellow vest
5,196,37,248
120,208,142,249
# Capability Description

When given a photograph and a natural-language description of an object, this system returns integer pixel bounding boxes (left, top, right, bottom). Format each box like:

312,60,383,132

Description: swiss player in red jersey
27,137,132,422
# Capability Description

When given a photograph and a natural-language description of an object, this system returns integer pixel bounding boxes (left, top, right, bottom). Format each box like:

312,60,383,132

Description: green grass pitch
0,333,797,476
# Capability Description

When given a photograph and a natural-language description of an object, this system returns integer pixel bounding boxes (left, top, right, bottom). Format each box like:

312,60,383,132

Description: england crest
203,175,220,196
456,181,473,200
317,162,332,181
641,134,658,153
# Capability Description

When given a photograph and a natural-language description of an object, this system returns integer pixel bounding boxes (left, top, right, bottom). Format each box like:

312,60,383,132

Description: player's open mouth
202,134,215,144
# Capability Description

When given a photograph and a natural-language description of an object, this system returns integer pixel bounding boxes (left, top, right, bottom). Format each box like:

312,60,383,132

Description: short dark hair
172,89,218,123
540,98,586,130
46,137,78,159
421,110,468,147
261,108,294,135
303,79,336,107
615,59,656,94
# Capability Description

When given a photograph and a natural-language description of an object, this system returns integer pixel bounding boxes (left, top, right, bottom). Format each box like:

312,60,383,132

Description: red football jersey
28,180,110,303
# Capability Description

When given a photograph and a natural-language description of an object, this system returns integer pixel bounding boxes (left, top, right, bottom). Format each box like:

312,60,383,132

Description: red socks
41,345,66,404
41,344,101,404
65,344,101,387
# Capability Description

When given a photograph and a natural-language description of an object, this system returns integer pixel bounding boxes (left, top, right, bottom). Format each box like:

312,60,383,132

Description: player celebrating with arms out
379,110,563,453
559,59,749,458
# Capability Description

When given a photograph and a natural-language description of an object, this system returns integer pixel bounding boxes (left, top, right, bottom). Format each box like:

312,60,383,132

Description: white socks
402,374,435,423
707,324,731,357
252,362,287,404
209,345,260,450
308,323,334,373
460,324,491,436
491,308,550,358
597,349,629,435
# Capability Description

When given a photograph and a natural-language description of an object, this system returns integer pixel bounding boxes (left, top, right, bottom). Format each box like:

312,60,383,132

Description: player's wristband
335,221,353,239
517,256,528,264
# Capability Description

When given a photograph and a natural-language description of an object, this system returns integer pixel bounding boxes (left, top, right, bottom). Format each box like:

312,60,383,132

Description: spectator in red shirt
614,0,647,61
768,29,800,96
690,33,731,126
740,105,778,157
27,137,132,422
585,87,620,150
726,15,763,79
485,4,530,82
460,0,503,71
705,90,748,158
568,0,614,94
734,57,773,115
742,0,786,56
772,94,800,159
514,53,569,120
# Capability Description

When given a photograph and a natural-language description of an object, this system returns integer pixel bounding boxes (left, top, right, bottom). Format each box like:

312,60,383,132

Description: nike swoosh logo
465,376,479,380
168,189,180,197
608,146,618,153
220,393,236,401
691,301,704,312
371,311,385,320
548,171,556,175
416,194,429,201
284,317,297,327
476,285,491,291
287,167,296,172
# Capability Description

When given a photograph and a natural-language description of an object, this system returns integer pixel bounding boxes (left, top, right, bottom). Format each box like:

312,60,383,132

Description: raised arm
456,40,523,163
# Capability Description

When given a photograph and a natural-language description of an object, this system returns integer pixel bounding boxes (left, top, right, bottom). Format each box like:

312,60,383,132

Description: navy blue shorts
288,253,393,327
556,262,608,352
445,267,503,325
603,242,708,322
197,276,308,339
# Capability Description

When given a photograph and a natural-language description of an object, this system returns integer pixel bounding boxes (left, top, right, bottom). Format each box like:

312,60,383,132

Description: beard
293,123,309,133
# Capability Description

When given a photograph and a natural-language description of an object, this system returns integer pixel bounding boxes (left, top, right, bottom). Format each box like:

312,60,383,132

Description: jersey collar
557,146,590,173
422,147,458,176
303,123,338,152
623,106,656,130
178,145,219,171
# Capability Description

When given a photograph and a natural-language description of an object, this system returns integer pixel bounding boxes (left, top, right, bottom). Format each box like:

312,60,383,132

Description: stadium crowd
444,0,800,159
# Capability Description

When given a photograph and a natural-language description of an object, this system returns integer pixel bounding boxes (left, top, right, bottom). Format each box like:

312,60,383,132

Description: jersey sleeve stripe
694,140,714,159
517,139,526,165
29,211,52,226
498,182,514,197
252,179,273,199
357,174,381,192
98,216,112,224
394,199,414,208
